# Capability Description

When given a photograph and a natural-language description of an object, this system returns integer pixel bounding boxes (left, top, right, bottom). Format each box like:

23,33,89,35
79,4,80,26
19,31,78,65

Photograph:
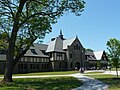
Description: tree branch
19,11,61,28
13,37,37,65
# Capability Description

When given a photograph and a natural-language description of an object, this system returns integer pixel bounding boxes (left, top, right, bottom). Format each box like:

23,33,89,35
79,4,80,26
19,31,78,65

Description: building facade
85,50,108,70
0,32,85,73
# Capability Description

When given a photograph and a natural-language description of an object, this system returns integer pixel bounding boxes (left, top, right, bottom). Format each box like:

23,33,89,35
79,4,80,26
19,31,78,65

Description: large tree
0,0,85,83
107,38,120,78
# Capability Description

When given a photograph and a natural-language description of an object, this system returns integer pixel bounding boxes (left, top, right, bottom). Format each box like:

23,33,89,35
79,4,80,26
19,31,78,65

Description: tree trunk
1,62,14,83
1,48,15,83
116,67,118,78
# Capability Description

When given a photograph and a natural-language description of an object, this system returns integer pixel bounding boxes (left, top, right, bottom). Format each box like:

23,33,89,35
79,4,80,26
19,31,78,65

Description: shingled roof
63,38,76,49
46,37,64,52
25,43,49,57
85,50,105,61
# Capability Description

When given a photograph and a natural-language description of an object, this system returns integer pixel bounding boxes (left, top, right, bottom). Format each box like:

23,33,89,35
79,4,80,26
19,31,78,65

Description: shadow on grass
97,77,120,89
0,77,82,90
85,74,120,90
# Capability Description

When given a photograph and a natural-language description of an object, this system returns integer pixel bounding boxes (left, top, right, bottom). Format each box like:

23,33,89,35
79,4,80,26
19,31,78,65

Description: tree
0,0,85,83
85,48,94,52
107,38,120,78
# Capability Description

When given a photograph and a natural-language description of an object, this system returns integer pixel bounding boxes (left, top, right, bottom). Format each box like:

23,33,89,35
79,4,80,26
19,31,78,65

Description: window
76,44,79,50
59,62,62,68
65,62,67,68
36,64,39,69
31,49,37,54
24,64,27,69
74,44,80,50
50,53,52,58
30,64,33,69
70,62,72,68
56,53,62,60
79,46,81,50
41,64,49,69
70,53,72,58
41,50,46,55
56,53,62,57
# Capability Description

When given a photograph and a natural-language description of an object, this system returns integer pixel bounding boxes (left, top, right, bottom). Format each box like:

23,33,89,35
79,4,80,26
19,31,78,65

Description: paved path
104,71,120,75
71,73,108,90
0,73,109,90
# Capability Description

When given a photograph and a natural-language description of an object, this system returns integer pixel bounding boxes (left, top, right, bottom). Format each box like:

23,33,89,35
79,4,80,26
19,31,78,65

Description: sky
43,0,120,51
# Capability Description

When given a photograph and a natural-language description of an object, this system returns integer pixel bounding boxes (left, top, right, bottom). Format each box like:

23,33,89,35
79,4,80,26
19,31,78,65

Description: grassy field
0,76,82,90
109,68,120,71
0,71,79,77
85,74,120,90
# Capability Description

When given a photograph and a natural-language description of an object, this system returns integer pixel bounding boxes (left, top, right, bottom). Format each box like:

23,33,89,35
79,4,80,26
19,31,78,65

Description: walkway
104,71,120,75
71,73,108,90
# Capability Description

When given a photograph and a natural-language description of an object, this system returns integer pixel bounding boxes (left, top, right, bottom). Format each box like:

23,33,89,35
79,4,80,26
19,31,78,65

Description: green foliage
0,77,82,90
0,0,85,57
107,38,120,67
107,38,120,78
85,48,94,52
0,0,85,82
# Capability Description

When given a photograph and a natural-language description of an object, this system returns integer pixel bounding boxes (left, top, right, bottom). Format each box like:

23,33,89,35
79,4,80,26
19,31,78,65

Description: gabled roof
85,51,96,60
85,50,105,61
63,38,76,49
46,37,64,52
93,51,104,60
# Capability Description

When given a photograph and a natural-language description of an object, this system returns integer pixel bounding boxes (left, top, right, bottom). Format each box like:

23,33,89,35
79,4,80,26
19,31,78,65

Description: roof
93,51,104,60
25,49,49,57
85,51,94,55
46,37,64,52
85,50,104,61
25,43,49,57
32,43,48,50
63,38,76,49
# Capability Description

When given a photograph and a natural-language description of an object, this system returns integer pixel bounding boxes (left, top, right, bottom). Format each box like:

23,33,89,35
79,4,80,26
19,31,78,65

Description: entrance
75,62,80,70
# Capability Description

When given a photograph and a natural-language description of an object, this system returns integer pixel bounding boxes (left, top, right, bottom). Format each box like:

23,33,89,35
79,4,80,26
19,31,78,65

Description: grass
109,68,120,71
85,74,120,90
0,76,82,90
0,71,78,77
14,71,78,76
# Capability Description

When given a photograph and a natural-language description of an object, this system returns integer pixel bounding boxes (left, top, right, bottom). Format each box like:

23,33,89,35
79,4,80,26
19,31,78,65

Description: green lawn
109,68,120,71
0,76,82,90
85,74,120,90
0,71,78,77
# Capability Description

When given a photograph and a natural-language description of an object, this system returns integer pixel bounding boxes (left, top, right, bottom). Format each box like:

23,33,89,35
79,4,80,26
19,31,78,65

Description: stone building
0,31,85,73
85,50,108,70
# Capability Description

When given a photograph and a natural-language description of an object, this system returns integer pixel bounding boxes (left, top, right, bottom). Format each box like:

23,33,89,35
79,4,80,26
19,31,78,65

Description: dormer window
31,49,37,55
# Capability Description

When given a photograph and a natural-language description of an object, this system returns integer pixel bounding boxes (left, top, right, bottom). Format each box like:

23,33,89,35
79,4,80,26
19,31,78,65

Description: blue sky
43,0,120,51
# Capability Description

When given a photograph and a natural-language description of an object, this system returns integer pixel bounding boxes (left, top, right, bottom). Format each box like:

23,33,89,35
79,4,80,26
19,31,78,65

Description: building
85,50,108,70
0,31,85,73
0,31,109,74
